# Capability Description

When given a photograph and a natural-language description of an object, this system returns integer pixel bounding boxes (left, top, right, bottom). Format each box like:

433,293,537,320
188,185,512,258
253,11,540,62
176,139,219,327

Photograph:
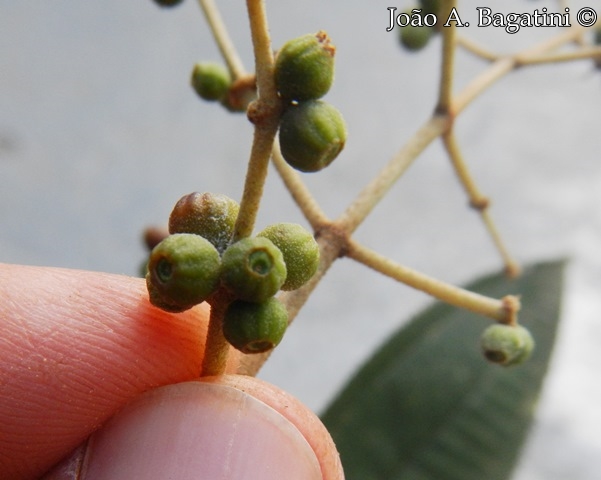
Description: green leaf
321,260,565,480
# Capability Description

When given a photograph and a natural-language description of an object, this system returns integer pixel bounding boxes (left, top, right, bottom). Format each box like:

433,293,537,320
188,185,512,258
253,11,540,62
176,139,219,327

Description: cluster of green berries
480,323,535,366
397,0,442,52
145,192,320,354
274,31,347,173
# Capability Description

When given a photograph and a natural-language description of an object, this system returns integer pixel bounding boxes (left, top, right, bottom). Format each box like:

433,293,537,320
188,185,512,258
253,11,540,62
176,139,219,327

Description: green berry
222,298,288,354
152,0,184,8
278,100,347,173
258,223,319,291
147,233,221,310
275,31,335,102
145,274,191,313
400,24,433,52
221,237,287,302
191,63,231,102
419,0,441,16
480,324,535,366
169,192,239,254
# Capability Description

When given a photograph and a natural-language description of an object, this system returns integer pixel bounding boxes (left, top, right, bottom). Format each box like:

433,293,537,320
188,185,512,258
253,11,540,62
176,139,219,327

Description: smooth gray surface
2,1,600,478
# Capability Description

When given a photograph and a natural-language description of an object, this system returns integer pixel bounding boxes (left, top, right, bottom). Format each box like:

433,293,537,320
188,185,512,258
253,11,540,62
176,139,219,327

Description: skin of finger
0,264,241,480
202,375,345,480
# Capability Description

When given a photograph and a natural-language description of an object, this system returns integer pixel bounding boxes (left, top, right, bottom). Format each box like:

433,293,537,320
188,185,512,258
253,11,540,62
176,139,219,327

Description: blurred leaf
321,260,565,480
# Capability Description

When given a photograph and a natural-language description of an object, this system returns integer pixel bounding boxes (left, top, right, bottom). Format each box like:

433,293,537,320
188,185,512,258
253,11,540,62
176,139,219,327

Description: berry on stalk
275,31,335,102
147,233,221,311
222,298,289,354
221,237,287,302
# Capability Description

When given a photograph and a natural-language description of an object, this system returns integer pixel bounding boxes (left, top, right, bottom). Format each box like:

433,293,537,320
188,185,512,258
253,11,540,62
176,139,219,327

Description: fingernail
80,381,322,480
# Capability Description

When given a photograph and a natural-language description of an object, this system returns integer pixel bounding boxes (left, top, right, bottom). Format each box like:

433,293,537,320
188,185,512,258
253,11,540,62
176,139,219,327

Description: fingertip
77,381,323,480
0,265,239,479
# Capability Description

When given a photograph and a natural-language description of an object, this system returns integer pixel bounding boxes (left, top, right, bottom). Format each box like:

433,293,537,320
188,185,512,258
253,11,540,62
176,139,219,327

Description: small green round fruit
399,24,433,52
190,63,231,102
222,298,288,354
152,0,184,7
275,31,335,102
221,237,287,302
258,223,319,290
169,192,239,254
278,100,347,173
147,233,221,310
480,324,535,366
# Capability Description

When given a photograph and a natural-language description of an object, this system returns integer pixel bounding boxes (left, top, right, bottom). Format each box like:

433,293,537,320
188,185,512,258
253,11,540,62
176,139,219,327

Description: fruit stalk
197,0,246,79
232,0,282,241
201,292,232,376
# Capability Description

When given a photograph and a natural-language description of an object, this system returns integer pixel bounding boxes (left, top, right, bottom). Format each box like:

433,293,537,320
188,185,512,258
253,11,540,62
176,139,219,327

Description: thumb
48,378,342,480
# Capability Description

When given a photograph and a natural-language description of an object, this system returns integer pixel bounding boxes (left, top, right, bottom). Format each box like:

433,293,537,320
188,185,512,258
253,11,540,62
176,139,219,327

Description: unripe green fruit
191,63,231,102
221,237,287,302
145,274,191,313
279,100,347,173
222,298,289,354
152,0,184,7
480,324,535,366
257,223,319,291
399,24,433,52
275,31,335,102
169,192,239,254
147,233,221,310
419,0,441,16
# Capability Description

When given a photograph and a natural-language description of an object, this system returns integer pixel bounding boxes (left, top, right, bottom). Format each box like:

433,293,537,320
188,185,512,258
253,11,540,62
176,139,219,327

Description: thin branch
516,46,601,66
233,122,280,240
346,239,520,324
201,293,231,376
271,141,331,230
436,0,459,114
337,114,450,235
454,25,585,114
232,0,282,241
442,131,520,277
245,0,278,101
456,35,499,62
197,0,246,79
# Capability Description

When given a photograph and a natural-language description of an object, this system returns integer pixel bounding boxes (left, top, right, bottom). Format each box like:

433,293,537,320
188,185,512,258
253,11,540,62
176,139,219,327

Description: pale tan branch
197,0,246,79
346,238,520,324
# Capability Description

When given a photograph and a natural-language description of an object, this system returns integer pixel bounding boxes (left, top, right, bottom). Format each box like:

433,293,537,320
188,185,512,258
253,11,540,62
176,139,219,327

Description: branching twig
197,0,246,79
454,25,585,114
436,0,459,115
441,131,520,277
516,46,601,66
195,3,588,378
346,239,520,324
337,114,450,234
